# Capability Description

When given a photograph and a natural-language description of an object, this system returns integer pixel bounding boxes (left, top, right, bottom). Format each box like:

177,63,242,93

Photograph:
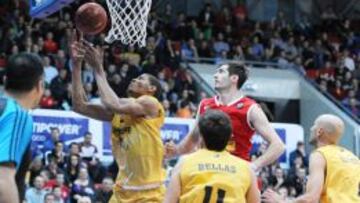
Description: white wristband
250,163,259,172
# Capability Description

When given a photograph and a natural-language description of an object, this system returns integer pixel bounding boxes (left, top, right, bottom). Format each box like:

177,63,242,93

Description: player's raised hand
262,189,286,203
82,40,104,72
164,140,178,159
69,29,85,66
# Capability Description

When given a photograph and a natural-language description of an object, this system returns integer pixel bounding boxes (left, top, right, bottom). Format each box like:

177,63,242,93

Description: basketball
75,3,108,35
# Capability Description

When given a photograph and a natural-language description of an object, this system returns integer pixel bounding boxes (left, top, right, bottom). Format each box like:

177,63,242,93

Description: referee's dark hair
4,53,44,93
198,110,232,151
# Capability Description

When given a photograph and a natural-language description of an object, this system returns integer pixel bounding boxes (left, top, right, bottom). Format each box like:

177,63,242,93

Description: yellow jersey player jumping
263,114,360,203
69,30,166,202
164,110,260,203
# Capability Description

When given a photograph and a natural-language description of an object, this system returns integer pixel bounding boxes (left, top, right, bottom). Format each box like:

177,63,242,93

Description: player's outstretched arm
262,152,325,203
0,163,19,203
69,30,113,121
165,125,200,158
82,42,157,117
249,105,285,170
164,160,182,203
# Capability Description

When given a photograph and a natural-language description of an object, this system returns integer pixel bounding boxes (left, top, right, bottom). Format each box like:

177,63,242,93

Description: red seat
306,69,319,79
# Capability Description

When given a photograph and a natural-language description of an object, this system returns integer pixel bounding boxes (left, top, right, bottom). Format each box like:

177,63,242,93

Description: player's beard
309,131,318,147
126,88,142,98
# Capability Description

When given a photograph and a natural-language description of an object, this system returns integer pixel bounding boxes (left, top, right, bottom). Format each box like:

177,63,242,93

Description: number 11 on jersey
203,186,226,203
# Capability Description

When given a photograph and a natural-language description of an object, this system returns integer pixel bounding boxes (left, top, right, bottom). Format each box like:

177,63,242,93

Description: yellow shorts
108,185,165,203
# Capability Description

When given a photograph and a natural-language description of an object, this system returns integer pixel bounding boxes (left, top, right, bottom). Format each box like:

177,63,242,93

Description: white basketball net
105,0,152,47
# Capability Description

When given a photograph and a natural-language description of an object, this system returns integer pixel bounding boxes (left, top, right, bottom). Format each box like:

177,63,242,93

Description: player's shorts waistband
116,182,163,191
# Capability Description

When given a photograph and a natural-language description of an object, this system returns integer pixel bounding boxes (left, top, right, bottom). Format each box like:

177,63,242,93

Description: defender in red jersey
165,63,285,172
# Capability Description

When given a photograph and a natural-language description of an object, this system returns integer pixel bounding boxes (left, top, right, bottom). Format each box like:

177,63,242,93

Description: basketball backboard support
30,0,76,18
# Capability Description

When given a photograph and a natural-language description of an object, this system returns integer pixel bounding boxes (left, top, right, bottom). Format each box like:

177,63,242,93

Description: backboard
30,0,76,18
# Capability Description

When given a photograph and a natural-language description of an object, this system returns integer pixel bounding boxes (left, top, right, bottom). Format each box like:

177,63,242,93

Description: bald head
313,114,344,144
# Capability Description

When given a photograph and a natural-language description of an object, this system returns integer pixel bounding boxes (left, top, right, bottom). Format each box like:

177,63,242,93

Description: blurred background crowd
0,0,359,202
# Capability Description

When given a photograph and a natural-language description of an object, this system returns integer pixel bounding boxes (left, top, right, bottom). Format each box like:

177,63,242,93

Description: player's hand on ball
82,40,104,72
164,140,177,159
262,189,286,203
69,29,85,66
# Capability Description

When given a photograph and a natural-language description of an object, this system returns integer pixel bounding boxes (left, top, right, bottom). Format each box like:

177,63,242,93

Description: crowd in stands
27,126,309,203
27,127,116,203
0,0,357,202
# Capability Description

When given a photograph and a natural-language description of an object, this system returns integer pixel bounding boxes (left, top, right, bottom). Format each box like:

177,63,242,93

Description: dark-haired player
166,63,285,172
164,110,260,203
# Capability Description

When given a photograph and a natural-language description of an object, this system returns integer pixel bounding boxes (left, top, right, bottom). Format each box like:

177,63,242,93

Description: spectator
287,167,307,196
29,156,44,187
54,49,67,70
215,6,232,32
198,3,215,39
142,54,161,76
43,127,63,156
44,172,70,200
197,40,212,58
277,50,289,69
285,37,298,61
231,44,245,61
176,100,192,118
65,154,82,183
26,176,48,203
291,57,306,75
82,64,94,84
44,193,56,203
87,158,106,184
47,141,66,168
330,80,347,100
39,88,57,109
318,61,335,82
345,98,360,116
39,170,52,189
95,177,114,203
213,32,230,56
71,168,95,203
162,99,173,117
50,68,69,107
342,49,355,71
45,157,65,180
250,36,264,60
68,142,81,156
77,196,92,203
277,186,289,200
319,79,328,92
43,32,58,54
80,132,98,163
53,186,66,203
269,167,286,190
43,56,58,85
289,141,308,167
342,71,354,91
181,39,199,61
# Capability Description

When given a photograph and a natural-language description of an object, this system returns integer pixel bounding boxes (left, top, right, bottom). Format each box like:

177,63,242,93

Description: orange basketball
75,3,108,35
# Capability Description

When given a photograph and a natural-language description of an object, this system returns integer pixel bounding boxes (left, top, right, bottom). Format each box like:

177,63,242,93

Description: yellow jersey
316,145,360,203
179,149,252,203
111,95,166,188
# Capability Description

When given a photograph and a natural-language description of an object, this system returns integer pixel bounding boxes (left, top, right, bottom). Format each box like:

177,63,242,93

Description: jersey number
203,186,226,203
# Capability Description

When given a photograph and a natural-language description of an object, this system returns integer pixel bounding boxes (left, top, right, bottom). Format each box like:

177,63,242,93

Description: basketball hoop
105,0,152,47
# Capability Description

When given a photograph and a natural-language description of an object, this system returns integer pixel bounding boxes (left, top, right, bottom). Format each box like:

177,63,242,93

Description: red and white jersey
198,96,257,161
